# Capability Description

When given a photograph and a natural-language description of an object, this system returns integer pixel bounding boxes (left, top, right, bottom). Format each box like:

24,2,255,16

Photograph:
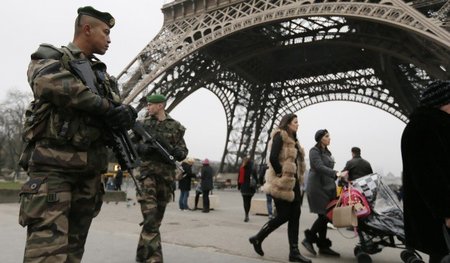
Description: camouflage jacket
137,114,188,181
22,42,121,174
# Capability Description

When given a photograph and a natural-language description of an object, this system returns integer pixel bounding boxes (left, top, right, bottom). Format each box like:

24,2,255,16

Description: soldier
134,93,188,262
18,6,136,262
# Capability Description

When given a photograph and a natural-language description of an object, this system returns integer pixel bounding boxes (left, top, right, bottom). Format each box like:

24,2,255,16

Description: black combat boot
289,245,312,263
317,238,340,257
249,223,273,256
301,229,318,256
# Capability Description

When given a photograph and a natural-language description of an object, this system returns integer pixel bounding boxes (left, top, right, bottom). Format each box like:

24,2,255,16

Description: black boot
289,245,312,262
249,223,273,256
301,229,317,256
317,238,340,257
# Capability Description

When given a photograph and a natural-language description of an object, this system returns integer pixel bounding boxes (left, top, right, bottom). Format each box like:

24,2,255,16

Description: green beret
78,6,115,28
146,94,167,104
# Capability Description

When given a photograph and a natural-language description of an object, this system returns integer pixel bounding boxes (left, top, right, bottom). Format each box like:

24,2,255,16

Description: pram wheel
401,250,425,263
354,246,372,263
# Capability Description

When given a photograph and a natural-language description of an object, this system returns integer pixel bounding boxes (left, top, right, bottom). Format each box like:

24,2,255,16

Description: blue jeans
266,194,273,216
179,190,190,210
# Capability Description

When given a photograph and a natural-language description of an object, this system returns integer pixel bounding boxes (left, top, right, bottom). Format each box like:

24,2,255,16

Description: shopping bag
340,187,371,218
332,205,357,228
326,184,360,227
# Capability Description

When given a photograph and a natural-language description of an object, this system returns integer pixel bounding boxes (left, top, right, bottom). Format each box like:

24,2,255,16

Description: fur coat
262,129,306,202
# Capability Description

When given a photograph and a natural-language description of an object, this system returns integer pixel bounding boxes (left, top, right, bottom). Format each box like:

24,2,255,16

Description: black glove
135,143,156,155
171,147,186,161
106,104,137,130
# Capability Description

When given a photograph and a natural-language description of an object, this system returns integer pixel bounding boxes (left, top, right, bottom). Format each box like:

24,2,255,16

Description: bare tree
0,89,32,180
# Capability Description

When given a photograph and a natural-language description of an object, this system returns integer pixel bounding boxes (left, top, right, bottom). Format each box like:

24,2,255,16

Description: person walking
133,93,188,263
115,167,124,191
401,80,450,263
301,129,347,257
342,147,373,181
18,6,137,262
178,158,196,210
238,157,258,222
249,113,311,263
193,179,202,211
200,158,214,213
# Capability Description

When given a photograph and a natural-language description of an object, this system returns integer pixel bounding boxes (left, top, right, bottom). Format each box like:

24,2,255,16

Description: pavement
0,183,425,263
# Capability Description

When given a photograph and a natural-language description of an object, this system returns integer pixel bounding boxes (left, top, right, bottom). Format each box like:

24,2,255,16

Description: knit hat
420,80,450,108
77,6,115,28
314,129,328,142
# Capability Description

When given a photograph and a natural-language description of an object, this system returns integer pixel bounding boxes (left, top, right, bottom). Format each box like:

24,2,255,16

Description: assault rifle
68,59,143,195
109,129,143,196
132,122,184,172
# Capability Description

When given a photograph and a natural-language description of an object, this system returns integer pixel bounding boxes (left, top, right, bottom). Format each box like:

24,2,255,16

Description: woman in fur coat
249,113,311,263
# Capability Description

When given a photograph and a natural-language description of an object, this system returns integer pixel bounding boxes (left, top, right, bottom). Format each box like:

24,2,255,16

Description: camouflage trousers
19,171,104,263
136,174,173,263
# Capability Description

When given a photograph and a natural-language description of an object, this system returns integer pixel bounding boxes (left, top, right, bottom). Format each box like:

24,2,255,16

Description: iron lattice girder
117,0,450,105
203,17,449,83
117,0,450,171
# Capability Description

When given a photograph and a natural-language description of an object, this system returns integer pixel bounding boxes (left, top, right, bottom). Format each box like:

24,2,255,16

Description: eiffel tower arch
117,0,450,171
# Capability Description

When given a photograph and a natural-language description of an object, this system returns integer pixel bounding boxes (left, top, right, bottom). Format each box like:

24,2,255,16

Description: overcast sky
0,1,406,176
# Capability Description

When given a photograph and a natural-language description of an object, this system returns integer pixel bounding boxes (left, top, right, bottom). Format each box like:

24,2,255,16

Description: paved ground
1,185,425,263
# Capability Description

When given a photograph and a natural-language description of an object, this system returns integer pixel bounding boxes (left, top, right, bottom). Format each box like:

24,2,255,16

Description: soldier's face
90,23,111,55
147,103,163,116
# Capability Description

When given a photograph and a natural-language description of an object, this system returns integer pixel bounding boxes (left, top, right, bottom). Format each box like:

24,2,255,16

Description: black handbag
442,224,450,263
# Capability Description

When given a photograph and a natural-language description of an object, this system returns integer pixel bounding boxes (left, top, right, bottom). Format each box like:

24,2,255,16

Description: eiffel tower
117,0,450,172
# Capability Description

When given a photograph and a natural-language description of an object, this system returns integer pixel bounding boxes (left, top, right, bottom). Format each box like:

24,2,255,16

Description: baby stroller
349,173,424,263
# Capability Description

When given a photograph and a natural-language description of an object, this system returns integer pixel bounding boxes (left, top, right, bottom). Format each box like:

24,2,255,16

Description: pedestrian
249,113,311,263
17,6,137,262
342,147,373,181
200,158,214,213
301,129,348,257
133,93,188,263
178,158,196,210
106,176,116,191
115,167,123,191
258,163,274,219
238,157,258,222
193,178,202,210
401,80,450,263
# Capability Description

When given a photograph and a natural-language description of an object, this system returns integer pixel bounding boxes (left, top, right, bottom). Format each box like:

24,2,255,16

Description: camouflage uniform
19,42,120,263
135,114,188,263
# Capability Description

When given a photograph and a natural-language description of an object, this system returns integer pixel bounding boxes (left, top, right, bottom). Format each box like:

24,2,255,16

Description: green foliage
0,181,21,190
0,89,32,172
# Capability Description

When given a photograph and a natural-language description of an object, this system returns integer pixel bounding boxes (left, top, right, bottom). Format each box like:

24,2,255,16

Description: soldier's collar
65,42,84,58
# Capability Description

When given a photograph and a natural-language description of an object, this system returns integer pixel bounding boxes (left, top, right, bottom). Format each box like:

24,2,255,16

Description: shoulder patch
31,43,63,60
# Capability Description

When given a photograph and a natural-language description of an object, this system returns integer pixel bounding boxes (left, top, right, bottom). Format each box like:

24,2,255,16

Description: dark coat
306,146,337,214
401,107,450,256
178,162,195,191
115,169,123,188
238,161,258,196
200,164,214,191
343,156,373,181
